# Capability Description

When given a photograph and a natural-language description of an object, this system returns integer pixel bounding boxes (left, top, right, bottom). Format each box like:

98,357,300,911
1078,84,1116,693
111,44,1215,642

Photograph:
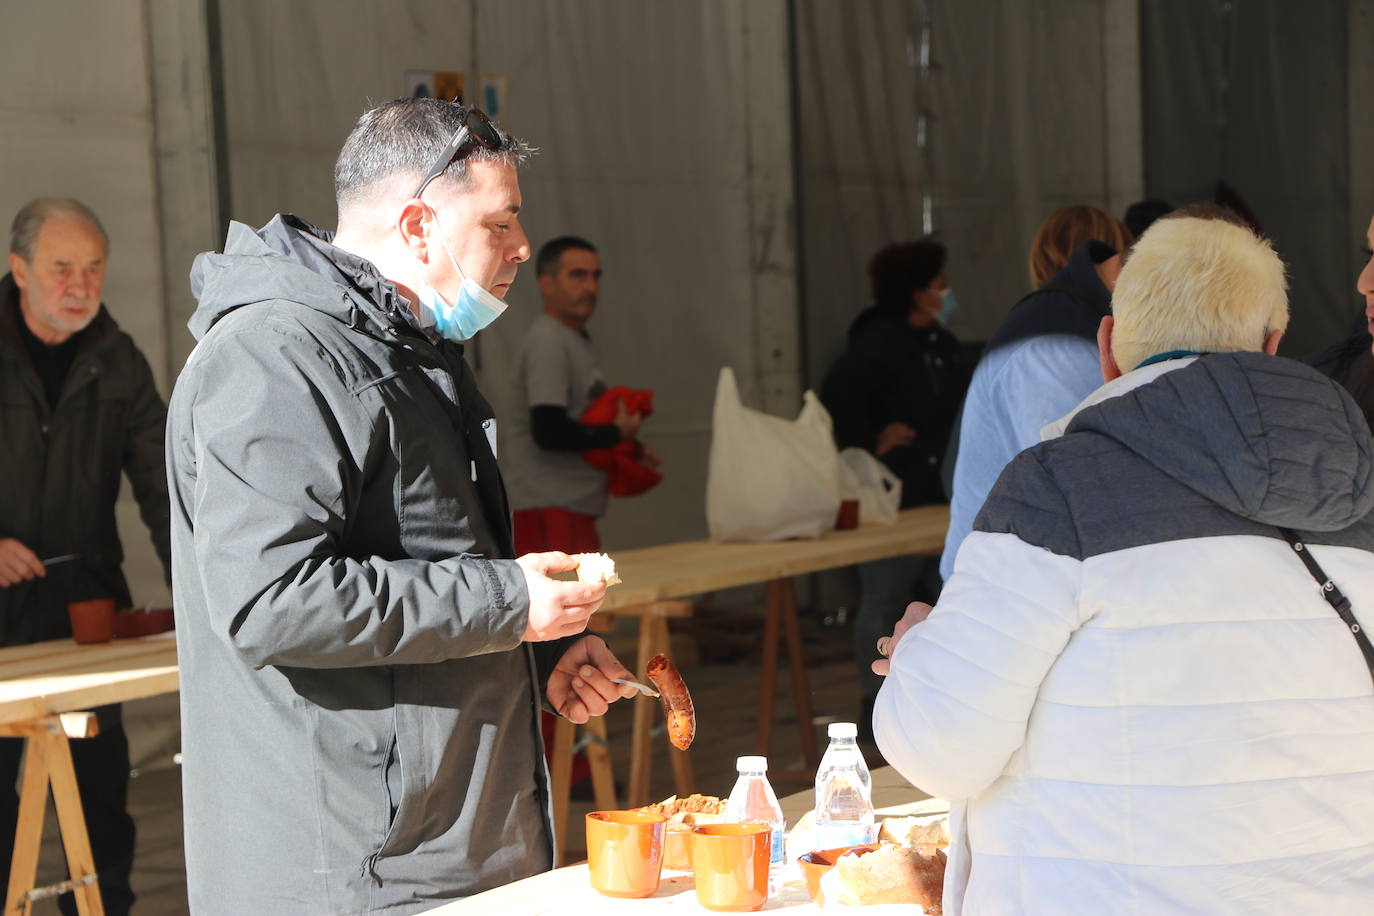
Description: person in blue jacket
941,205,1129,581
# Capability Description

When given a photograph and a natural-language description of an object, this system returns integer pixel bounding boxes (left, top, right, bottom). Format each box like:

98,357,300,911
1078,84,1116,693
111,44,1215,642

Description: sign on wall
404,70,506,117
405,69,466,102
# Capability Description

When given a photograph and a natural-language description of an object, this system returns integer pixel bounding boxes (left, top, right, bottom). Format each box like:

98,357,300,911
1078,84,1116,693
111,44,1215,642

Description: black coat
0,274,170,646
821,307,969,506
1306,320,1374,432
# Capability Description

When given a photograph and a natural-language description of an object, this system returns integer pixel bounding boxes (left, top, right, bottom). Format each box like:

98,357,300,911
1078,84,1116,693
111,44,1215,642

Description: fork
610,677,660,698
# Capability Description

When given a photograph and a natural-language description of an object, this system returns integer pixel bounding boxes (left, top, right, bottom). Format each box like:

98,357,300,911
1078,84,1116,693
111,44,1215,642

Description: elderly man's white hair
1110,216,1289,373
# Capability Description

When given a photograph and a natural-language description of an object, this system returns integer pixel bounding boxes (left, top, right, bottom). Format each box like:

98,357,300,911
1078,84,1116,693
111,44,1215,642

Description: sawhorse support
755,578,821,782
1,712,104,916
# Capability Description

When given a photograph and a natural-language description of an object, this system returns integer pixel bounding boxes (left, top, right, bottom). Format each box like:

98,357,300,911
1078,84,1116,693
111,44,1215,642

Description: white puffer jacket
875,354,1374,915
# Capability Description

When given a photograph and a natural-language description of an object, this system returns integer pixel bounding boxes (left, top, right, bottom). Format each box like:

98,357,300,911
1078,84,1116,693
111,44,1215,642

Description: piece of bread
879,813,950,848
830,843,945,909
572,552,621,586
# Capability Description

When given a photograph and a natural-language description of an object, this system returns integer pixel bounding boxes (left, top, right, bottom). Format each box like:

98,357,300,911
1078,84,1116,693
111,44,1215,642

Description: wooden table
434,765,947,914
0,634,179,916
549,506,949,862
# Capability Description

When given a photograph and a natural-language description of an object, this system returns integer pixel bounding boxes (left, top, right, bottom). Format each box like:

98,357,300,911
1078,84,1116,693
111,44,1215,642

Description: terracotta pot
67,599,115,645
113,607,175,638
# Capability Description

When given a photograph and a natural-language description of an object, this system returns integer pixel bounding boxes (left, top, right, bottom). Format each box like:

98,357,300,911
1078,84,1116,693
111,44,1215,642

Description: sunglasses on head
412,106,502,199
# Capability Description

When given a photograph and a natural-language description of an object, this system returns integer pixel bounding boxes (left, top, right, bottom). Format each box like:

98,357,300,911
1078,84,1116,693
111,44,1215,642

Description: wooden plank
0,633,176,665
0,713,98,739
599,507,948,612
0,640,176,682
0,669,180,729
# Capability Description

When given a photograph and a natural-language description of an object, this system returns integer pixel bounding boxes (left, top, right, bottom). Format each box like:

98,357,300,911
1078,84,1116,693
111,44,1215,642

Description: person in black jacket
820,240,969,741
0,197,171,916
822,240,967,507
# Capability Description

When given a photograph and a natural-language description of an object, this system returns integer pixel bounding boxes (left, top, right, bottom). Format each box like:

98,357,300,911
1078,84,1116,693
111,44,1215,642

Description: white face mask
413,209,508,341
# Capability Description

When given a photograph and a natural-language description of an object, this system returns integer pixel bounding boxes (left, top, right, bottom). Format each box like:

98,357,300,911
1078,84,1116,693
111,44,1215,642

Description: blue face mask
938,288,959,325
414,211,508,341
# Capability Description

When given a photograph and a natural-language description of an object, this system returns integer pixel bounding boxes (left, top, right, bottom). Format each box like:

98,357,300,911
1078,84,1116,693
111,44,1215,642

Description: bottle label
813,822,876,852
770,830,784,867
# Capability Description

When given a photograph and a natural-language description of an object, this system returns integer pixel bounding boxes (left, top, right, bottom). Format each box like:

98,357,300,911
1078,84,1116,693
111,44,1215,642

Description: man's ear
396,200,430,262
537,271,555,299
1262,328,1283,356
1098,315,1123,382
7,253,28,289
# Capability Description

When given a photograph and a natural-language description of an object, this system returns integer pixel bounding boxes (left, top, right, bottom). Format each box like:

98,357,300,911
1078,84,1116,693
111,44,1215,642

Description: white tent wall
796,0,1143,388
213,0,799,550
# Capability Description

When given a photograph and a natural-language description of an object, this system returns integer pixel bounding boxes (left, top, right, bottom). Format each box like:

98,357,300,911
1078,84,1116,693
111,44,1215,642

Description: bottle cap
735,755,768,772
828,722,858,739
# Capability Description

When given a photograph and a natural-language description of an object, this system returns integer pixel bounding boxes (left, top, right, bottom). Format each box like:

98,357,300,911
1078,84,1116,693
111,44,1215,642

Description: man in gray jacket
167,99,637,914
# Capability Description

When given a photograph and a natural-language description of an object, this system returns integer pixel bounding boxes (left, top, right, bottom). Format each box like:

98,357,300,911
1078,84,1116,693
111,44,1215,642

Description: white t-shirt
503,313,610,517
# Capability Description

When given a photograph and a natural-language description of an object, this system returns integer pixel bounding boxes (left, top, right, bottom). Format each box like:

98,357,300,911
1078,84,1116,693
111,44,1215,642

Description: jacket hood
187,214,421,341
1067,351,1374,531
983,239,1116,355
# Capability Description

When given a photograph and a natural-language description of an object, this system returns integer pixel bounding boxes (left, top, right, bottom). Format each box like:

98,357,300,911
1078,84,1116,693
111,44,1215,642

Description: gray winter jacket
0,274,170,645
168,215,562,914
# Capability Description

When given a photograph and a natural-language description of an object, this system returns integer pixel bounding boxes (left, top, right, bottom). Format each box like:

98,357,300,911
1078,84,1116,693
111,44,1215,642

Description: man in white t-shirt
505,236,657,792
505,236,656,556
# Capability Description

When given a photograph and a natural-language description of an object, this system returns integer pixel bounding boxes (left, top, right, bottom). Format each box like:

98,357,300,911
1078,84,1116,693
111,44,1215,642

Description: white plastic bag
706,367,841,541
838,448,902,525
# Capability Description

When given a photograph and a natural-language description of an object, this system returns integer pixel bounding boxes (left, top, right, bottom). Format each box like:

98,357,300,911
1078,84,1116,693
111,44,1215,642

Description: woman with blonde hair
940,205,1131,581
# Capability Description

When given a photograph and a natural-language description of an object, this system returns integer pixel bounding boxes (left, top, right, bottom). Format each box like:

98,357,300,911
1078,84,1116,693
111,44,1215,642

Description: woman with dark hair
821,240,969,740
823,241,966,504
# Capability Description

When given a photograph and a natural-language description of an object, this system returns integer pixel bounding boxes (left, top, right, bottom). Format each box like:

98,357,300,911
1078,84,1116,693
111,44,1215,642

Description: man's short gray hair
334,98,531,216
10,198,109,260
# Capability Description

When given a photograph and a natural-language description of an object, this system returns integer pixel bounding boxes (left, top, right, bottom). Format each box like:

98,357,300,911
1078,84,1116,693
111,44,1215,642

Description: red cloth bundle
580,386,663,497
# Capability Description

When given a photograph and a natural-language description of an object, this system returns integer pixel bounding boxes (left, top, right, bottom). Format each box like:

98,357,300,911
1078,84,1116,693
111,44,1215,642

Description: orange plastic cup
690,823,771,912
585,810,666,898
67,599,116,644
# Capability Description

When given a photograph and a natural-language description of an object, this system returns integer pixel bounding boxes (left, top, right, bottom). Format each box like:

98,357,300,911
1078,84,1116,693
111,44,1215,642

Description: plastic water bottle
812,722,876,851
725,755,786,894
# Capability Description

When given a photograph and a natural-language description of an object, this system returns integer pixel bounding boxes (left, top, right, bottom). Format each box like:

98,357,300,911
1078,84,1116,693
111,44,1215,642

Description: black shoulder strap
1279,527,1374,685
